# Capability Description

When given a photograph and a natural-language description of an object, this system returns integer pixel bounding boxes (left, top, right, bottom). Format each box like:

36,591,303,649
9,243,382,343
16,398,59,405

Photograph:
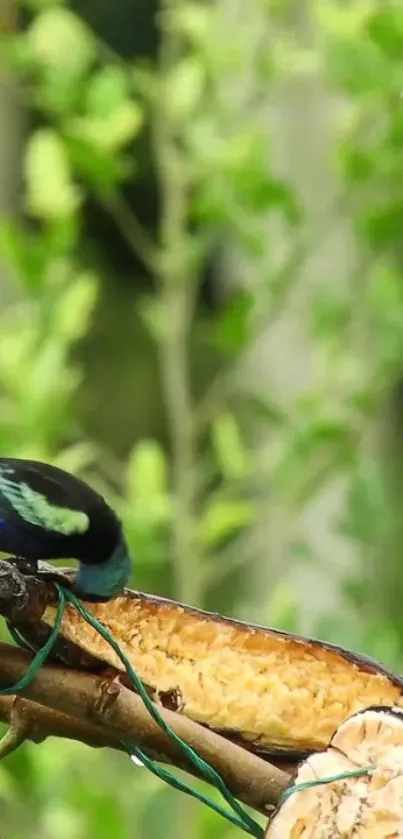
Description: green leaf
274,412,356,504
27,8,95,76
69,104,142,153
124,517,169,567
0,222,47,292
165,57,205,119
52,273,97,342
309,290,350,341
0,324,33,396
174,4,211,43
36,71,85,116
67,65,143,153
85,66,134,118
197,498,255,548
24,129,80,220
127,440,168,503
214,291,254,353
367,9,403,60
326,39,391,95
65,136,132,192
368,265,403,317
212,413,248,480
340,147,375,183
24,338,71,408
361,201,403,249
341,462,388,546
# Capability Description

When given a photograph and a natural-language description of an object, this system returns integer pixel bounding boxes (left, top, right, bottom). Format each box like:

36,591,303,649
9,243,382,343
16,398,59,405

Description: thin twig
101,193,159,275
151,2,202,607
0,695,125,751
0,702,31,758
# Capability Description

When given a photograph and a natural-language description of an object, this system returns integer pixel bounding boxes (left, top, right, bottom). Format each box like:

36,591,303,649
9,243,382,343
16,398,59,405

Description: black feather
0,458,131,600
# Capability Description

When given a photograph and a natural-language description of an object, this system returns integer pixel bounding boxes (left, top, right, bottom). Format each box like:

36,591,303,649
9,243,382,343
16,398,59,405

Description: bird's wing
0,474,89,535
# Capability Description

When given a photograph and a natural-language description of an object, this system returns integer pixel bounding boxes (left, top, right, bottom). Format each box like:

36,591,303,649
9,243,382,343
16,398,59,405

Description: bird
0,457,131,601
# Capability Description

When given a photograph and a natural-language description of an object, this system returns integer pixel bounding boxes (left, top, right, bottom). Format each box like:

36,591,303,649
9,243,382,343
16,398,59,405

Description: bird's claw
14,556,38,575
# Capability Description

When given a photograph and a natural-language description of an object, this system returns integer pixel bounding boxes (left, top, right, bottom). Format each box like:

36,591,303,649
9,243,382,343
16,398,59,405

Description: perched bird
0,457,131,601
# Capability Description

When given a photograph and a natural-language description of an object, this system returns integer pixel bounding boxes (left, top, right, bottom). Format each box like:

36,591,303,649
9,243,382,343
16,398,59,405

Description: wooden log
265,705,403,838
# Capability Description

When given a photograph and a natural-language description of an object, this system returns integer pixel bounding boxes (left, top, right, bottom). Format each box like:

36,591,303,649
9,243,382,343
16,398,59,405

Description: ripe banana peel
8,565,403,762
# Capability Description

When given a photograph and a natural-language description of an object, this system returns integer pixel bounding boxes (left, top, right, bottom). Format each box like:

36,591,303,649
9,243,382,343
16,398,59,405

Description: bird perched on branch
0,457,131,602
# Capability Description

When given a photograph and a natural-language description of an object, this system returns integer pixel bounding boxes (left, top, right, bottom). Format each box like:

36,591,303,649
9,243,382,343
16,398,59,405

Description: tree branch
152,23,202,610
101,192,159,275
0,643,290,815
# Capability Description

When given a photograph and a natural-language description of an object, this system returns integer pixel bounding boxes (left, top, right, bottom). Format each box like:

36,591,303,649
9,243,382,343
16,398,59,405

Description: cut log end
265,705,403,838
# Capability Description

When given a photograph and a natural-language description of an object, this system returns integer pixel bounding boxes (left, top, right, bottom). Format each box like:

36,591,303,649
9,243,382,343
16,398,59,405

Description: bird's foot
14,556,38,576
35,563,75,589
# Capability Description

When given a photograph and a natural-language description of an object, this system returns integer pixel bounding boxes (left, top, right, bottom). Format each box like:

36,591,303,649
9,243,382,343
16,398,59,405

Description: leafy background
1,0,403,836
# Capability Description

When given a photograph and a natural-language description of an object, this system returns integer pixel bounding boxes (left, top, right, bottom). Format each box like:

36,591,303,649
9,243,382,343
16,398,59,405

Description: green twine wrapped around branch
1,584,264,838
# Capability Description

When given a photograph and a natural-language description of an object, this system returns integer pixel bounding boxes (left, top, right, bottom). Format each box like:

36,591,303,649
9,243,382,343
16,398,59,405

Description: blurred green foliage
1,0,403,836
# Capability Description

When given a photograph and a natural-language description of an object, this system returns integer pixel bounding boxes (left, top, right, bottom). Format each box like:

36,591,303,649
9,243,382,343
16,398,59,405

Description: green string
2,584,263,838
278,765,376,806
59,587,263,838
6,622,38,655
1,589,66,694
128,744,260,837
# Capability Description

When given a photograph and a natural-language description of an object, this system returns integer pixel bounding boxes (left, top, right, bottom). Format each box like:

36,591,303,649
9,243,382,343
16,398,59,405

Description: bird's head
73,539,132,602
0,457,132,601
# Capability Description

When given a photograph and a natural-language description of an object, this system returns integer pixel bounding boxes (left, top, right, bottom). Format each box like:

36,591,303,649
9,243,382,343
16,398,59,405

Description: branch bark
0,642,291,816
